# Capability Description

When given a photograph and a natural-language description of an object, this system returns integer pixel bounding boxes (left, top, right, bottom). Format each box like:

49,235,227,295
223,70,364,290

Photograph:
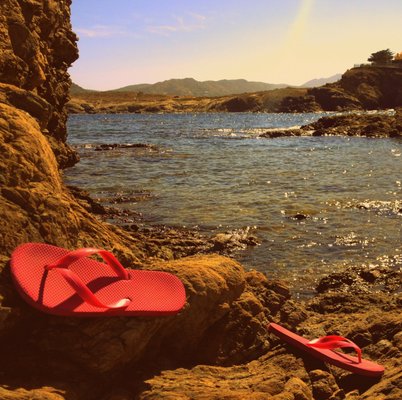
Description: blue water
66,113,402,296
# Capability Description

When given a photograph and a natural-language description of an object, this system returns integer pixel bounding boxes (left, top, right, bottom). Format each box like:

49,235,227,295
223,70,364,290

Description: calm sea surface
66,113,402,296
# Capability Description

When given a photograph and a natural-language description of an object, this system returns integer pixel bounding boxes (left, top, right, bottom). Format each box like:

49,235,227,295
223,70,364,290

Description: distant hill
113,78,288,97
70,82,96,94
67,66,402,114
301,74,342,88
71,75,344,98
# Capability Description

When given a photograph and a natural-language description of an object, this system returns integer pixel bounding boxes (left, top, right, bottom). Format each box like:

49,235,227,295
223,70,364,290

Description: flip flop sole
11,243,186,316
268,323,384,377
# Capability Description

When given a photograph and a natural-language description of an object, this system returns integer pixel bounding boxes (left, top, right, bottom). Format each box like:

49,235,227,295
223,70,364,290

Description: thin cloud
75,25,138,38
147,12,207,36
187,12,207,22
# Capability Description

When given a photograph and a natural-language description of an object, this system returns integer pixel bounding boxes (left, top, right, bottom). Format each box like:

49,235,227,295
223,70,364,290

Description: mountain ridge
71,75,343,98
72,78,289,97
300,73,343,88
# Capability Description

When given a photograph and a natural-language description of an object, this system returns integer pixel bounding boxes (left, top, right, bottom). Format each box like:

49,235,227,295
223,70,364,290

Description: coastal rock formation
140,268,402,400
308,86,362,111
338,66,402,109
257,109,402,139
208,94,262,112
303,109,402,138
278,94,322,113
284,66,402,112
0,0,79,168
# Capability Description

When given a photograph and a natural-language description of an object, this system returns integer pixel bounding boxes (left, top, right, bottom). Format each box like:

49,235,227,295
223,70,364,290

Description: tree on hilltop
394,52,402,65
368,49,394,65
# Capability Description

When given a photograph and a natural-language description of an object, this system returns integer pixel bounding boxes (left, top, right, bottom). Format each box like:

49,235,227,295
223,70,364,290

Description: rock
0,83,51,128
308,86,362,111
282,377,313,400
207,95,261,112
339,66,402,109
211,227,260,254
279,95,322,113
139,357,307,399
0,0,79,168
94,143,159,151
309,370,344,400
260,109,402,139
0,386,67,400
315,264,401,295
277,66,402,112
259,129,304,138
303,111,402,138
291,213,309,220
3,255,258,374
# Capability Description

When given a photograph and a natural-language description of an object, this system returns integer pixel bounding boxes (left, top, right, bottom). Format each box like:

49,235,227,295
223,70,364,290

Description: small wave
263,125,301,131
328,199,402,216
73,143,159,151
333,232,371,247
95,190,154,204
71,143,97,149
201,127,288,139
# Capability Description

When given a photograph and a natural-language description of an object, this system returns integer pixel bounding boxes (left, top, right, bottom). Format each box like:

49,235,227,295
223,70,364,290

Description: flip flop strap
307,335,362,363
46,248,129,279
45,248,130,309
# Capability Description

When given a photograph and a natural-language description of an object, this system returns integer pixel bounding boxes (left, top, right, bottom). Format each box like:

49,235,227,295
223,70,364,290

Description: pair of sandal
10,243,384,377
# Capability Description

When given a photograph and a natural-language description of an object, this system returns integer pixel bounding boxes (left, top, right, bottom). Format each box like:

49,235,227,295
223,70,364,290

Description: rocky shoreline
258,109,402,139
0,1,401,399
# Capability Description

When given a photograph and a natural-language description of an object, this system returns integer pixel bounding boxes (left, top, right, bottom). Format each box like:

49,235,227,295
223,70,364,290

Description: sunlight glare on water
66,113,402,296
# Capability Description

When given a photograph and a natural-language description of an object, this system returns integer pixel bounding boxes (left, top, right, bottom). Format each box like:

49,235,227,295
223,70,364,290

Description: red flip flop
268,323,384,377
10,243,186,316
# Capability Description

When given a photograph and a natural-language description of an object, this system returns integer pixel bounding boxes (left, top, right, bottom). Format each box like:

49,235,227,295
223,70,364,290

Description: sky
70,0,402,90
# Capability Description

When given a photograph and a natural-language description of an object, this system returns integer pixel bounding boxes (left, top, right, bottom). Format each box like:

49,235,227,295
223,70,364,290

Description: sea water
66,113,402,296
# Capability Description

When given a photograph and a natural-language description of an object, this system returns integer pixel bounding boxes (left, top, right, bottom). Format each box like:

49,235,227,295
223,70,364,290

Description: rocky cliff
282,66,402,112
0,0,80,168
0,2,401,400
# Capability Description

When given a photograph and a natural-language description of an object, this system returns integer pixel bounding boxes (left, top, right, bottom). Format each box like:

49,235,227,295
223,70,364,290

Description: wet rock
290,213,309,220
303,111,402,138
359,268,381,283
260,129,304,138
94,143,159,151
67,185,107,215
211,227,260,254
315,264,401,295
